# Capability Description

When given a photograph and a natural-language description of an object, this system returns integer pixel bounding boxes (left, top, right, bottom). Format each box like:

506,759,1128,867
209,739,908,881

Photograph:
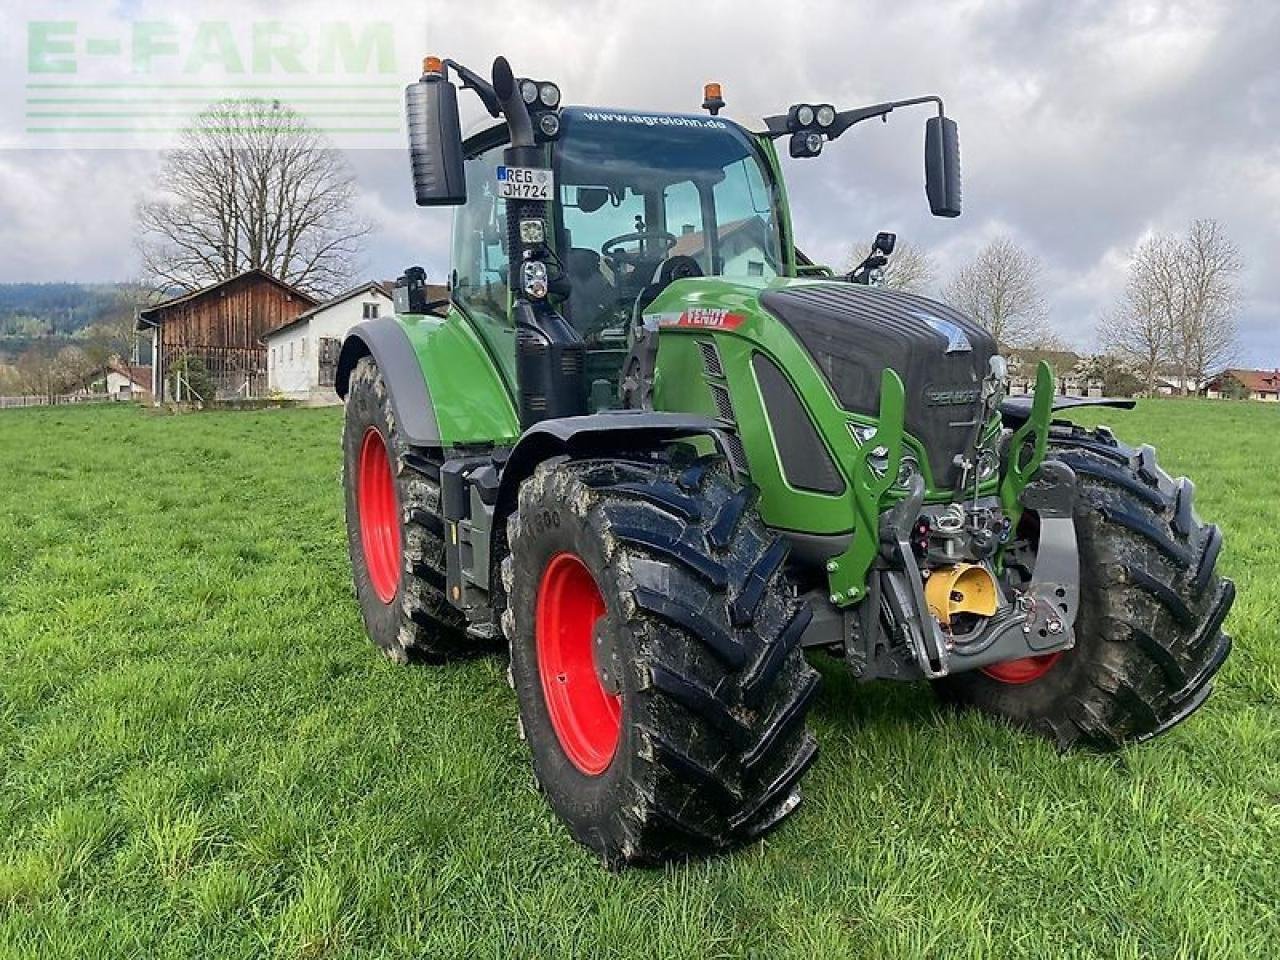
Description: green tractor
337,55,1234,865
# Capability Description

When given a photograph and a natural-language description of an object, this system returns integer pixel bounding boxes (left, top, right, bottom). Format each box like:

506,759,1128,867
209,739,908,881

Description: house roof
670,217,767,259
108,361,151,387
1209,368,1280,393
136,269,318,328
261,281,392,341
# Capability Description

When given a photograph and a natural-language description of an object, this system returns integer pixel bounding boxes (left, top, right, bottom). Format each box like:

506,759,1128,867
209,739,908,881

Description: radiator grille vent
724,433,749,475
709,383,735,423
697,339,724,378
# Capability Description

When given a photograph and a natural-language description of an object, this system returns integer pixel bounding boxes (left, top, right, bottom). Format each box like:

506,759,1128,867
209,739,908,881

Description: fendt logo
925,386,981,406
651,308,746,330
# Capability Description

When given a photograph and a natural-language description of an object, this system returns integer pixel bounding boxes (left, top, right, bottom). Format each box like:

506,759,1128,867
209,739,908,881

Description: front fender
495,411,732,518
999,394,1136,425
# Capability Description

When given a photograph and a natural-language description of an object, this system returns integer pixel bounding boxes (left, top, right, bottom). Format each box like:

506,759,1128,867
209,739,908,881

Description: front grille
759,283,996,488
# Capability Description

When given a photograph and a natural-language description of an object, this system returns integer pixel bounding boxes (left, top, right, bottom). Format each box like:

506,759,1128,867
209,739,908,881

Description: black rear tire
936,424,1235,748
502,456,820,866
342,356,473,663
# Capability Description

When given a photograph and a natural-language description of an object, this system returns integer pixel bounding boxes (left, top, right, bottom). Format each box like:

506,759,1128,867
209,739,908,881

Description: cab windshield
553,109,785,341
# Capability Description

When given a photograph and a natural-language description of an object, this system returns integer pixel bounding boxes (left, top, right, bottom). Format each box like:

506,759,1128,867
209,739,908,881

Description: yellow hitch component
924,563,999,626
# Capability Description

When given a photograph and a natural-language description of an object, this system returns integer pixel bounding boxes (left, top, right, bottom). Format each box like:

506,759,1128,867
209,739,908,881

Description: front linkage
823,360,1076,681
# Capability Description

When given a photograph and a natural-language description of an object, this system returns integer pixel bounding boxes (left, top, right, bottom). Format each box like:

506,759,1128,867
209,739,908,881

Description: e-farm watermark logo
9,10,428,148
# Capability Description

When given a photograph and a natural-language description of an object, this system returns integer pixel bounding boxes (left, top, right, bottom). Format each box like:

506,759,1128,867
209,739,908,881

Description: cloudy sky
2,0,1277,364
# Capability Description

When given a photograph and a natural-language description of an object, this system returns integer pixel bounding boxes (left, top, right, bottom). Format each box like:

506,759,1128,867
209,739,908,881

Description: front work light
522,260,549,299
538,112,560,137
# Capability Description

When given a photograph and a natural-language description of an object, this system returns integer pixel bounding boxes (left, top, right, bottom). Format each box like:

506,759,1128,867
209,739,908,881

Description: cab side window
452,146,510,324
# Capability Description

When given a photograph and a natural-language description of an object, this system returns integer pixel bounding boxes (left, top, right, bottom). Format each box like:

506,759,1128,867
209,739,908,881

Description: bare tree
0,364,20,397
846,239,936,293
1098,220,1240,395
1097,233,1176,396
943,236,1048,347
78,284,152,388
1175,219,1240,390
137,99,369,297
15,344,57,401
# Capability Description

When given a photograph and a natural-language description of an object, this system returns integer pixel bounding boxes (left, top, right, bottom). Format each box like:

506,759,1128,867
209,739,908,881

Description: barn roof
260,281,393,341
136,269,318,328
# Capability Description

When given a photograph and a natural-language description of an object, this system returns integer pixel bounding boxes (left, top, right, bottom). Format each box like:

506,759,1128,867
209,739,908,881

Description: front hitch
877,458,1081,680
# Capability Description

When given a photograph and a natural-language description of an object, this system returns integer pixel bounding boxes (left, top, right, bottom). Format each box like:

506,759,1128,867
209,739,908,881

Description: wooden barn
137,270,317,402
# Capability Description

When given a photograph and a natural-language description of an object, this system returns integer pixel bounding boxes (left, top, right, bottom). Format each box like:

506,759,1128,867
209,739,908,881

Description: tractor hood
757,282,997,489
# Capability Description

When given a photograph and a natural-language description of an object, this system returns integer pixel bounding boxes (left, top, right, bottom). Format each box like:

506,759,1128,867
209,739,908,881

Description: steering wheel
601,230,677,272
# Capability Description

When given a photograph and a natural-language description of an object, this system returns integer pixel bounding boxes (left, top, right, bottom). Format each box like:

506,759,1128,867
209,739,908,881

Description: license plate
497,165,553,200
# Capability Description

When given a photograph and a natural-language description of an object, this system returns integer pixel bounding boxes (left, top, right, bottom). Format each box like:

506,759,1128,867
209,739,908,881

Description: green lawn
0,399,1276,959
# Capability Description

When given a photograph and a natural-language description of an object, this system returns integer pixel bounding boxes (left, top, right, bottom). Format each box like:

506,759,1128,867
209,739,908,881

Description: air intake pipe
491,56,585,427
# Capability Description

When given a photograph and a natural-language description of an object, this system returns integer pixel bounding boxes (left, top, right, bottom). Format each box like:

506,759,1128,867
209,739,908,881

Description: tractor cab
453,106,787,402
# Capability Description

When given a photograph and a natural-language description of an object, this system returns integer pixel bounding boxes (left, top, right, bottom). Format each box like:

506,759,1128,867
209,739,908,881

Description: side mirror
924,115,962,218
405,74,466,206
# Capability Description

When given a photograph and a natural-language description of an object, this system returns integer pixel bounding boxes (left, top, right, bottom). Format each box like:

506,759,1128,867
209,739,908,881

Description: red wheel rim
535,553,621,776
982,652,1062,685
357,427,401,604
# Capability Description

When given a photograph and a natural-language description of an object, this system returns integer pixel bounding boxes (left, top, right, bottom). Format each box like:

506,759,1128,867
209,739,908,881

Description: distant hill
0,283,133,339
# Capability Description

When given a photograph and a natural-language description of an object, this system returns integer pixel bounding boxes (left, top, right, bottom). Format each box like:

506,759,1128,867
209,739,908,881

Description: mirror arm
759,95,946,140
444,58,502,118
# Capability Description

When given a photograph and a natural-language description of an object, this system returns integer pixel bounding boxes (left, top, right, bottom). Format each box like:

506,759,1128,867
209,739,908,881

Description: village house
1204,368,1280,402
105,361,151,402
1004,348,1103,397
262,281,394,404
670,217,775,277
136,269,318,403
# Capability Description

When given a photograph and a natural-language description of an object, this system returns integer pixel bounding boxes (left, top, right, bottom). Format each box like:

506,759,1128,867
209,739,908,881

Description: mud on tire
936,423,1235,749
502,455,820,866
342,356,474,663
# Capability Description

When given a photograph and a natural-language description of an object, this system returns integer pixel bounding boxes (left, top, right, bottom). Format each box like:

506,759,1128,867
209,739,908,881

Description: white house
263,281,393,403
106,362,152,401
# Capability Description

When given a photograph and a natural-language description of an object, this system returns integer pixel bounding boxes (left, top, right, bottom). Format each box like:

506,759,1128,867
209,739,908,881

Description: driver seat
565,248,615,338
632,255,704,325
621,255,705,410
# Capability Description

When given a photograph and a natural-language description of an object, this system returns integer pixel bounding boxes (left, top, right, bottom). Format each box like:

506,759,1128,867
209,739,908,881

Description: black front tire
502,456,820,866
936,424,1235,748
342,356,472,663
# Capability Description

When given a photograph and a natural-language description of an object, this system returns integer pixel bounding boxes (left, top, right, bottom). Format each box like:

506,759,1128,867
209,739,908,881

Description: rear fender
336,319,440,448
337,313,520,449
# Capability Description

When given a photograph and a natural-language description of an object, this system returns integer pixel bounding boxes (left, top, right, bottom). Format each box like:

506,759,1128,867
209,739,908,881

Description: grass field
0,399,1276,959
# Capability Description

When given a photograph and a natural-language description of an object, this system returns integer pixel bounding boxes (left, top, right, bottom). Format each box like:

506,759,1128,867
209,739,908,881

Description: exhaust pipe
491,56,586,428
